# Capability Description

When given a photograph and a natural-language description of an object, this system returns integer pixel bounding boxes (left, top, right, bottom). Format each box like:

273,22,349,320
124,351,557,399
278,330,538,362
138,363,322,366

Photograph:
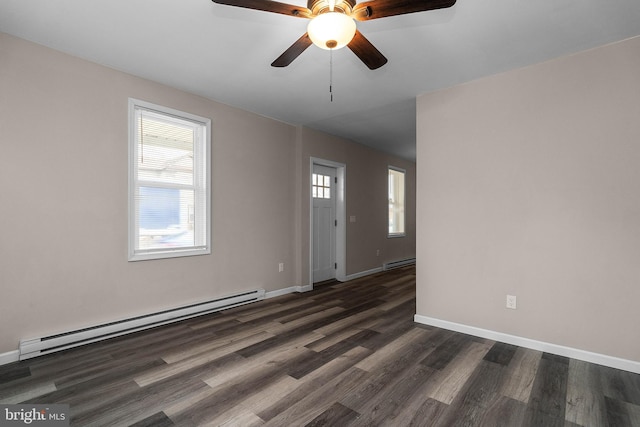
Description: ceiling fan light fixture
307,12,356,50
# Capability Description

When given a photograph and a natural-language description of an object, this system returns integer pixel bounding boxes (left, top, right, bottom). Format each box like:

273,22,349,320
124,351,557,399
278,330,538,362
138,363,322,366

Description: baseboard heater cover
19,289,265,360
383,258,416,270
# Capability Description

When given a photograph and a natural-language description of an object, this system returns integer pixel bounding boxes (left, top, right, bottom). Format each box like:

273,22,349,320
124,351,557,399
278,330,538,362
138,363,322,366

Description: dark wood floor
1,266,639,426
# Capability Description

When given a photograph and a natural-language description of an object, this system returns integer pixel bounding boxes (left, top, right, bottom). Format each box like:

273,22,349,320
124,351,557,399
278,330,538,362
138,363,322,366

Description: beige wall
416,36,640,362
0,33,415,355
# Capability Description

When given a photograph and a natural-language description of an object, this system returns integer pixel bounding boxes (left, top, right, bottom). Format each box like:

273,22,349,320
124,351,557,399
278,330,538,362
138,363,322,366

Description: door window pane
312,173,331,199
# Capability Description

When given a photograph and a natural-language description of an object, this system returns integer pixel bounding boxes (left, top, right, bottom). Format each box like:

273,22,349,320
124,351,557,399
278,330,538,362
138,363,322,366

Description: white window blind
128,99,211,261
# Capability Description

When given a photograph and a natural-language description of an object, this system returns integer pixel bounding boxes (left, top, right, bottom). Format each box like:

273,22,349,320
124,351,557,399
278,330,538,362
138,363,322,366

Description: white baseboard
343,267,383,282
265,284,314,299
265,286,297,299
0,350,20,366
414,314,640,374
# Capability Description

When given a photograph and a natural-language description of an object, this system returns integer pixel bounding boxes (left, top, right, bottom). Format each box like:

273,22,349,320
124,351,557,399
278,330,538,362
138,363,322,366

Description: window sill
129,247,210,261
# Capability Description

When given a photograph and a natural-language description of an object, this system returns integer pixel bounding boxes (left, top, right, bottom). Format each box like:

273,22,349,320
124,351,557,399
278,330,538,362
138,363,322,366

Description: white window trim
128,98,211,261
388,165,406,238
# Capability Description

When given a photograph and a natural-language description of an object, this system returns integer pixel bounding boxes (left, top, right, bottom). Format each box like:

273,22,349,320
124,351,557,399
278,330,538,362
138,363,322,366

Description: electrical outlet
376,249,380,256
506,295,517,310
278,262,284,272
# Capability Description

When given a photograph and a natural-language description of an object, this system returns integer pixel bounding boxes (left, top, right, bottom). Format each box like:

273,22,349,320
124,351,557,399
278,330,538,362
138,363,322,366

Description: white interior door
312,164,337,283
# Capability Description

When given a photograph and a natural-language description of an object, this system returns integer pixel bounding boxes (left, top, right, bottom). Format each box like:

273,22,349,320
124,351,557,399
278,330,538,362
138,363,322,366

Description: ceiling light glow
307,12,356,50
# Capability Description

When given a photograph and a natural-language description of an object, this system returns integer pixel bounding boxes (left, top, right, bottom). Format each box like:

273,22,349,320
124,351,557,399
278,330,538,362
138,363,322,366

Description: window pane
312,174,317,185
323,175,330,187
324,188,330,199
388,168,406,235
137,187,195,250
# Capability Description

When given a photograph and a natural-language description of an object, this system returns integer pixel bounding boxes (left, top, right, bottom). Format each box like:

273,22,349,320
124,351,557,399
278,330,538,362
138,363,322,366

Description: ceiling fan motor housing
308,0,356,15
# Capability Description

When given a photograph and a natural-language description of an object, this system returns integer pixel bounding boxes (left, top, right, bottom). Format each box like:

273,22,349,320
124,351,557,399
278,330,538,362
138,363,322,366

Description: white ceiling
1,0,639,160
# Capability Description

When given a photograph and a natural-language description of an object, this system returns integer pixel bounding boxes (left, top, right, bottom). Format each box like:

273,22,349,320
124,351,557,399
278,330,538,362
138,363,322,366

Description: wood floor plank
420,331,474,371
0,365,30,383
261,366,370,427
256,345,372,422
71,375,208,426
21,352,115,382
130,411,175,427
53,355,165,389
604,396,634,427
286,330,373,380
24,358,165,409
213,407,266,427
272,302,341,324
47,380,143,420
312,306,382,337
626,401,640,426
161,321,280,364
524,352,570,425
599,364,640,406
348,362,436,426
478,395,527,427
305,325,370,352
403,398,448,427
484,341,518,366
168,367,285,426
499,347,542,403
235,299,315,323
261,306,345,337
355,327,430,372
238,317,333,358
434,360,505,426
203,332,319,388
169,359,292,426
426,341,493,405
0,381,57,404
134,331,272,387
565,359,606,426
342,330,438,413
238,375,299,415
304,402,360,426
376,288,416,311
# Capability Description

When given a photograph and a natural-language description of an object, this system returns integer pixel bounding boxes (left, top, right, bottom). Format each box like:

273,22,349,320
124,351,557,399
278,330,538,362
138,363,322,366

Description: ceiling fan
211,0,456,69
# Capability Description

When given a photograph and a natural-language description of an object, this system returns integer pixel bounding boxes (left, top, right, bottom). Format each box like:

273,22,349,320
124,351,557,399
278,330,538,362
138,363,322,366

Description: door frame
309,157,346,287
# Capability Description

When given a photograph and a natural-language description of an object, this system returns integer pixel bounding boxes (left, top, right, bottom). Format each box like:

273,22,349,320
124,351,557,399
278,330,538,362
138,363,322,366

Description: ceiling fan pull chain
329,48,333,102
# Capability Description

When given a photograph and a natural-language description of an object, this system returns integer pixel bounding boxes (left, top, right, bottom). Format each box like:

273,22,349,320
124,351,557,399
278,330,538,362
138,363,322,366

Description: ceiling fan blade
347,30,387,70
352,0,456,21
271,33,313,67
211,0,313,19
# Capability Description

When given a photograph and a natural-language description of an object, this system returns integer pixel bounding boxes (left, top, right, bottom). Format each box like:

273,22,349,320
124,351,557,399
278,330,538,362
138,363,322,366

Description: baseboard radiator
383,258,416,270
19,289,265,360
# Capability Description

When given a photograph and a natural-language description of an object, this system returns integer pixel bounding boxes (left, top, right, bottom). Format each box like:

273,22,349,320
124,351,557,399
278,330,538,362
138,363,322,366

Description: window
312,173,331,199
388,167,405,237
128,99,211,261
